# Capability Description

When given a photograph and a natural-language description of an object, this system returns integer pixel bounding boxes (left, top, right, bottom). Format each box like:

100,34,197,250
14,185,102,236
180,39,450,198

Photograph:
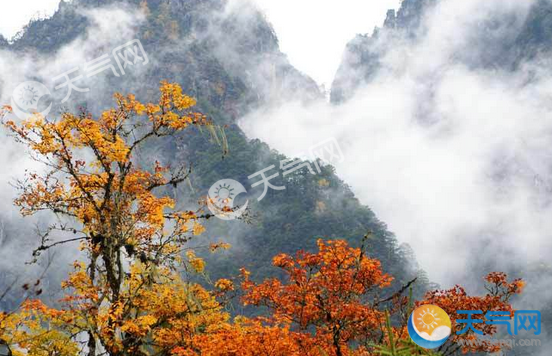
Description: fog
239,0,552,289
0,3,146,302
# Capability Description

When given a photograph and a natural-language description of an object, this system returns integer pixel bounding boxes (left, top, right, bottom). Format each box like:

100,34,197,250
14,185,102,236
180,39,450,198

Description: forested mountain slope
0,0,429,309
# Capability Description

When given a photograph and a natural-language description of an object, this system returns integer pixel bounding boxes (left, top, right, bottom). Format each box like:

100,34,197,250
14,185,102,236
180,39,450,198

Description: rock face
7,0,321,111
0,0,427,309
331,0,552,103
330,0,437,103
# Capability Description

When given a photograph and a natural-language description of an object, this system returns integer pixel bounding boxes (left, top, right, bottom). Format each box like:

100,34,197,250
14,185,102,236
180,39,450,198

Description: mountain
330,0,437,103
0,0,429,309
331,0,552,103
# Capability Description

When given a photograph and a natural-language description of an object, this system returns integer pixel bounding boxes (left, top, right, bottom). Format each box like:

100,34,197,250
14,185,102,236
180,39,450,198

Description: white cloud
239,0,552,287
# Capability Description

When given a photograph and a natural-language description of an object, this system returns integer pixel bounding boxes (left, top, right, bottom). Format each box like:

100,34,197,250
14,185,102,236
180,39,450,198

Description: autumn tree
0,82,228,355
422,272,525,355
239,239,525,356
239,238,395,356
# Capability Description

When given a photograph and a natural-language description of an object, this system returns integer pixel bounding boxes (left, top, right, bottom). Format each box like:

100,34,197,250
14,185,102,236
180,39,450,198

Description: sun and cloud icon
10,81,53,120
19,85,40,105
213,182,236,205
408,305,452,349
207,179,248,220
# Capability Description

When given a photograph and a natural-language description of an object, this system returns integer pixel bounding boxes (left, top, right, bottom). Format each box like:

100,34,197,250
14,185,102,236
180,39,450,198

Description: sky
247,0,401,86
0,0,61,38
0,0,400,87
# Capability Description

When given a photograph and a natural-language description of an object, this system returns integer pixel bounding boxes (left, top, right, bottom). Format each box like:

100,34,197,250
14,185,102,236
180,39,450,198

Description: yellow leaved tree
0,82,229,355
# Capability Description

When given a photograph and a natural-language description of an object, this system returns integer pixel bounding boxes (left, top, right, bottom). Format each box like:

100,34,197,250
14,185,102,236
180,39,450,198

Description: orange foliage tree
237,239,525,356
240,239,393,356
422,272,525,355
